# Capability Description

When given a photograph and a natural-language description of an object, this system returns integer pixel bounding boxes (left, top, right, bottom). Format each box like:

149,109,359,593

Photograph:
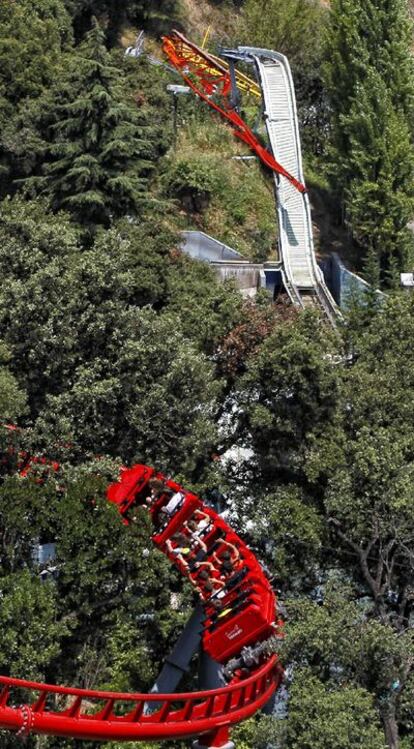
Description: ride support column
193,725,234,749
195,652,233,749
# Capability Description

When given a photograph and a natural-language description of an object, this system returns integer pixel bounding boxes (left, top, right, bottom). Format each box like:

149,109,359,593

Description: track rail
162,31,306,194
0,657,278,741
161,30,261,99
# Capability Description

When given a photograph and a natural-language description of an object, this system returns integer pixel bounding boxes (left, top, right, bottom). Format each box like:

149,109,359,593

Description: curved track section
0,465,283,743
241,48,340,323
0,659,277,741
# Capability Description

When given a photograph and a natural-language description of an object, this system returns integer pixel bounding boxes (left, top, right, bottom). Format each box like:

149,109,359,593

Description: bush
164,156,222,212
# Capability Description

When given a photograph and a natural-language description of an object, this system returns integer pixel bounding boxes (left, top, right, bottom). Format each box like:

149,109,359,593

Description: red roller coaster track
162,30,306,194
0,28,300,749
0,463,283,747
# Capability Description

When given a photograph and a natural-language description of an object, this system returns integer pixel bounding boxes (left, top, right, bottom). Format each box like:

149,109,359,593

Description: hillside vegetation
0,3,414,749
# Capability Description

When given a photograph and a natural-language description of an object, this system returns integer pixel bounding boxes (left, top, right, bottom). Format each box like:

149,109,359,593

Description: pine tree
29,21,155,227
324,0,414,280
325,0,414,125
0,0,72,107
346,71,414,273
0,0,72,195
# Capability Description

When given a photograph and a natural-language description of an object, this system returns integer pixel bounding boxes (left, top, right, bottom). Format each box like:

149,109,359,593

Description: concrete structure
181,232,282,298
181,231,247,263
181,232,383,310
321,254,386,310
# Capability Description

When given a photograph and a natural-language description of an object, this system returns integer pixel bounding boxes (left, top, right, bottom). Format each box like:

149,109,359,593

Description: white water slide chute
237,46,340,324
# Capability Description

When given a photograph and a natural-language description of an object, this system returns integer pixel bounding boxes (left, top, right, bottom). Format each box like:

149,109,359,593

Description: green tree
3,50,172,205
286,671,385,749
166,252,244,355
0,198,83,413
124,0,181,36
325,0,414,127
239,0,329,154
0,479,56,575
324,0,414,278
0,570,67,681
0,199,237,476
281,585,414,749
64,0,181,41
26,22,156,227
236,312,340,484
33,307,220,474
227,296,414,748
0,342,27,424
51,477,180,685
0,466,186,694
240,0,326,72
0,0,72,107
0,0,72,193
322,297,414,747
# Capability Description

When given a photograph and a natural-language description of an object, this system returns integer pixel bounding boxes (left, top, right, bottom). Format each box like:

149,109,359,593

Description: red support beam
162,30,306,194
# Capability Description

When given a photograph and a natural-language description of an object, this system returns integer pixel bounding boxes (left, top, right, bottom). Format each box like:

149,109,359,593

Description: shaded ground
309,183,360,271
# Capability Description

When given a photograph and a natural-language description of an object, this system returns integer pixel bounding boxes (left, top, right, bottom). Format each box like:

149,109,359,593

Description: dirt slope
179,0,239,45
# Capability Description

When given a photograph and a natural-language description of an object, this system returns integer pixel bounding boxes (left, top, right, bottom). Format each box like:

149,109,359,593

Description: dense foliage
239,0,329,154
23,23,156,226
0,3,414,749
324,0,414,283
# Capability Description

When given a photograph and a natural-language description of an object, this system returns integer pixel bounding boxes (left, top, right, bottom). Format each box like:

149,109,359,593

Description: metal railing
0,657,280,740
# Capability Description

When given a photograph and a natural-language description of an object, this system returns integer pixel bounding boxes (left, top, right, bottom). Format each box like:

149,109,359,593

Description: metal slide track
241,47,339,322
